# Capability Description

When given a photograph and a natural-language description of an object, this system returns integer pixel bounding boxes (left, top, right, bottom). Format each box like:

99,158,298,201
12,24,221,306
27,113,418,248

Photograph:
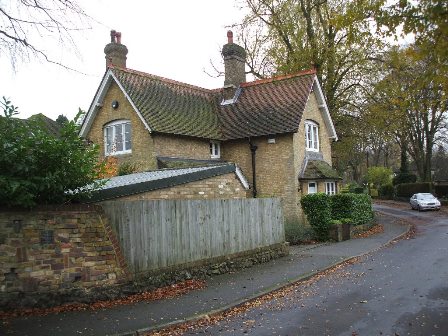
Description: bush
300,193,332,241
0,98,105,208
379,183,395,199
284,222,316,244
434,184,448,198
366,166,392,189
392,172,417,185
118,161,140,176
331,193,374,226
395,182,433,198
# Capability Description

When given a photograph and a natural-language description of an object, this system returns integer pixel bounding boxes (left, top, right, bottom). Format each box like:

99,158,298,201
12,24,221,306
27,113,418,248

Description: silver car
410,193,441,211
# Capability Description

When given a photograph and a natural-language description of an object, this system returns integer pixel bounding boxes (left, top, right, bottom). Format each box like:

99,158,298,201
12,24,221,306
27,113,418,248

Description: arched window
104,120,132,155
305,120,319,152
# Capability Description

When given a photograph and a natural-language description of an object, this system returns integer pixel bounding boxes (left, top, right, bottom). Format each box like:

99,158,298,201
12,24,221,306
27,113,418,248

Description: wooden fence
101,198,284,274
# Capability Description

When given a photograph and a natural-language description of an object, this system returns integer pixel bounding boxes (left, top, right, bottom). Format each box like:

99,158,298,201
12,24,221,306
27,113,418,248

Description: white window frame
308,181,317,194
210,141,221,159
325,181,336,195
305,120,319,152
104,120,132,156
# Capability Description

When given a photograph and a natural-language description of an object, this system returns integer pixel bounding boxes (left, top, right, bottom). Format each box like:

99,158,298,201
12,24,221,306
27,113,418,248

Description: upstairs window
210,141,221,159
305,121,319,152
325,182,336,195
104,120,132,156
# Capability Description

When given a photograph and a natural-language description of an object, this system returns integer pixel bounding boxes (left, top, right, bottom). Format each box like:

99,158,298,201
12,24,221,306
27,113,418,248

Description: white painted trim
210,141,221,159
235,164,250,190
313,76,338,141
308,181,317,194
80,69,114,137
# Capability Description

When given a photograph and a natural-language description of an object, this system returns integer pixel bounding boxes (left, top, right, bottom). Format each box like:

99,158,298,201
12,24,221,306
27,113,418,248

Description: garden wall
0,205,127,296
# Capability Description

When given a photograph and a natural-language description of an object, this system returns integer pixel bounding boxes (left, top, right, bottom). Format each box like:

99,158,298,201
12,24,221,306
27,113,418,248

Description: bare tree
0,0,89,70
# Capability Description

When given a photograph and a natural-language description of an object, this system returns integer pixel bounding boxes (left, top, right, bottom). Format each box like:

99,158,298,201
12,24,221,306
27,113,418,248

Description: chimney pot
227,30,233,44
116,32,122,44
110,30,116,43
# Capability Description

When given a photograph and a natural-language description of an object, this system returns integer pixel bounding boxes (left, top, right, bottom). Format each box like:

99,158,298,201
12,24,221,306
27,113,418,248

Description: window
325,182,336,195
305,121,319,152
308,182,317,194
210,141,221,159
104,120,132,155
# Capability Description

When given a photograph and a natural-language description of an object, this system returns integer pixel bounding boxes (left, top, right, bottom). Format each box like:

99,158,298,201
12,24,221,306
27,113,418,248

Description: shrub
0,99,105,208
118,161,140,176
284,222,316,244
366,166,393,189
392,172,417,185
435,184,448,198
395,182,433,198
300,193,332,241
331,193,374,226
379,183,395,199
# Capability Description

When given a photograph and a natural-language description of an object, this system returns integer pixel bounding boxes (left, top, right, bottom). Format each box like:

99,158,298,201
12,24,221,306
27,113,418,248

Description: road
182,205,448,336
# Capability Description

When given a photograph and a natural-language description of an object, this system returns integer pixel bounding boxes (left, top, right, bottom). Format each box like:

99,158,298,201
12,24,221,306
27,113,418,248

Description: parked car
410,193,441,211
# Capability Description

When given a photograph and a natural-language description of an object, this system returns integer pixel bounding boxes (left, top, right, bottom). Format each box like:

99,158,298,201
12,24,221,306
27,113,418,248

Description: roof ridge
109,66,214,94
240,68,316,88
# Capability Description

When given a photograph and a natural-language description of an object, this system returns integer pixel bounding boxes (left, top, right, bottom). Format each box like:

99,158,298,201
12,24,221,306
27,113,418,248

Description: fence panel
101,198,284,273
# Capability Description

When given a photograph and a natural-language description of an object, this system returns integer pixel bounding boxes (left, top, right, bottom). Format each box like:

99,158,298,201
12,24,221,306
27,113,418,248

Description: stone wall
0,206,127,297
109,172,248,201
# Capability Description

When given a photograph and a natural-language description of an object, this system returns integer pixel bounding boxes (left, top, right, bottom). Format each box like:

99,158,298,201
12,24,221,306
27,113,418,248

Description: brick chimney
222,30,246,88
104,30,128,68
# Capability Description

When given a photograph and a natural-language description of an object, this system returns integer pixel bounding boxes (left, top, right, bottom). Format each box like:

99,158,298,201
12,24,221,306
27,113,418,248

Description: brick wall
153,134,212,160
86,82,157,171
110,172,248,201
0,206,127,294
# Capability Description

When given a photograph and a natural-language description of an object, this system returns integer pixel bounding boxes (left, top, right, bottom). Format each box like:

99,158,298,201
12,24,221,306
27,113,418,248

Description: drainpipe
249,139,258,198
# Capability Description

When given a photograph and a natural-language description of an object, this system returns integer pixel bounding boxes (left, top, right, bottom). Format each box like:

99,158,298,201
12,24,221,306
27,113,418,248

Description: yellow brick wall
110,173,248,201
153,134,212,160
86,82,157,171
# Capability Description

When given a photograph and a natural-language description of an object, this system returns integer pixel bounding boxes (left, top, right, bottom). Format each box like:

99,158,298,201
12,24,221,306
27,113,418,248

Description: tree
56,114,69,126
366,166,392,189
0,0,88,70
0,97,105,207
367,46,447,182
237,0,385,119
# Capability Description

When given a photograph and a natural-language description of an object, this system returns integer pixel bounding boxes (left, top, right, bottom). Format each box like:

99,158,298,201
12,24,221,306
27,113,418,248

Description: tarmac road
186,205,448,335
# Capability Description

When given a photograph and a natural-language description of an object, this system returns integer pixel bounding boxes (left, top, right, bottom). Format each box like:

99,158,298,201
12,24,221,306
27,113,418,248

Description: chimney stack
222,30,246,88
104,30,128,69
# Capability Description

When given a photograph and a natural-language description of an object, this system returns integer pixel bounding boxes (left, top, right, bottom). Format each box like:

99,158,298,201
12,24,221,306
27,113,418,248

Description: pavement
0,205,410,336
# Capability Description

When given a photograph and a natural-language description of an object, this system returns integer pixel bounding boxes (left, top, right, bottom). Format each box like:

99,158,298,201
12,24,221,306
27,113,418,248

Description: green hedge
392,172,417,185
434,185,448,198
300,193,332,241
395,182,433,198
331,193,374,226
379,184,395,199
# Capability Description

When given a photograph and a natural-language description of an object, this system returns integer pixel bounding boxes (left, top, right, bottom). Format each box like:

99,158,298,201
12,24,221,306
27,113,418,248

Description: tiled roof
24,114,61,136
219,73,315,139
111,68,222,139
300,159,341,180
109,67,316,140
87,164,245,202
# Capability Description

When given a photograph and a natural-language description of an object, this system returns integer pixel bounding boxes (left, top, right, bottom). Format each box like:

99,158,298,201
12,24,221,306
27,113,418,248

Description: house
80,30,340,225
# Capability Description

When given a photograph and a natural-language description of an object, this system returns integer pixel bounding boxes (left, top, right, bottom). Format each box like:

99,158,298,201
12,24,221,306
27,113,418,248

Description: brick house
80,30,340,225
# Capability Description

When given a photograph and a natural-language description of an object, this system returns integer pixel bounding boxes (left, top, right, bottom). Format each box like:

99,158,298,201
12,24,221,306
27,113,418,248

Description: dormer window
104,120,132,156
210,141,221,159
305,120,319,152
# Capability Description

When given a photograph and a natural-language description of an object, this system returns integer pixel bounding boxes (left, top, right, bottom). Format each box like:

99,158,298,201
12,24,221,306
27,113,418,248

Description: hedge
395,182,433,198
300,193,332,241
331,193,374,226
379,184,394,199
434,185,448,198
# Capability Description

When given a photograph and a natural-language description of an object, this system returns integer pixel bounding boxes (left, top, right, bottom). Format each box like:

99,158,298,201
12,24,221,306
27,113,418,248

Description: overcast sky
0,0,246,121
